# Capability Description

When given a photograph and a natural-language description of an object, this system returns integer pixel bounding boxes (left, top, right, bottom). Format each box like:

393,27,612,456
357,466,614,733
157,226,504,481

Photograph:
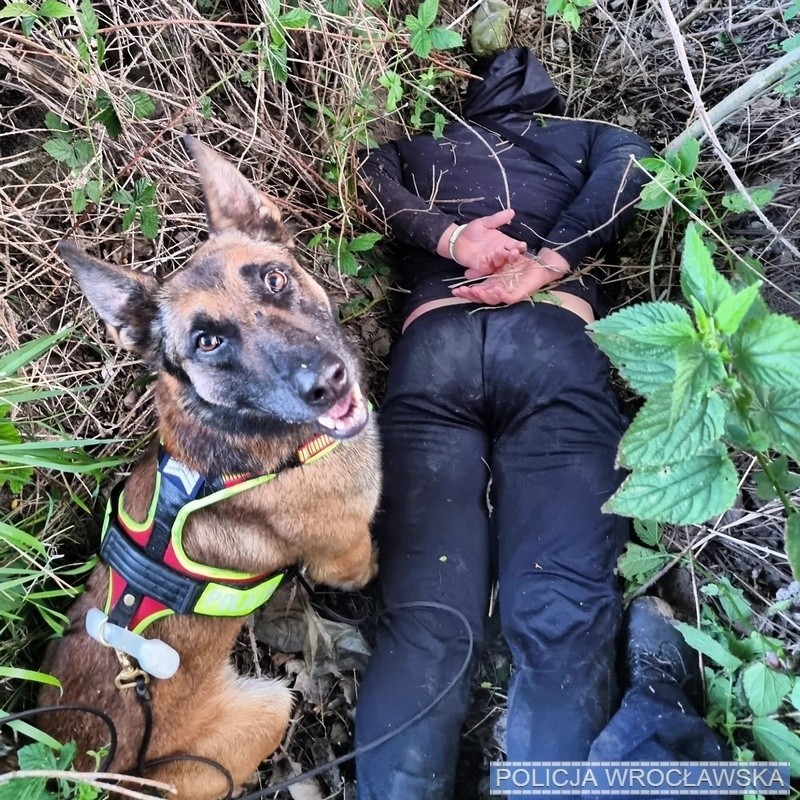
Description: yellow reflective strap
170,473,279,580
117,473,162,534
194,572,285,617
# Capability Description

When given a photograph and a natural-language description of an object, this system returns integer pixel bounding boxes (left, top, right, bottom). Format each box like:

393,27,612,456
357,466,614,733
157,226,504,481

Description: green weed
590,224,800,578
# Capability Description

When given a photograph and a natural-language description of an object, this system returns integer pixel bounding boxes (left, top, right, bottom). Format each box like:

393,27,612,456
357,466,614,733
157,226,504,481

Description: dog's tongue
325,392,354,421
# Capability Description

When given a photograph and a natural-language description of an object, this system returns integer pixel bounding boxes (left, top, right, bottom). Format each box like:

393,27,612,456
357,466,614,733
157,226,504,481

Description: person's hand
451,246,571,306
436,209,527,275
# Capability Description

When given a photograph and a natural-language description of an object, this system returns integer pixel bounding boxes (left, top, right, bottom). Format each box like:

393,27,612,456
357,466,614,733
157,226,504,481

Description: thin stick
658,0,800,260
0,770,176,799
666,47,800,155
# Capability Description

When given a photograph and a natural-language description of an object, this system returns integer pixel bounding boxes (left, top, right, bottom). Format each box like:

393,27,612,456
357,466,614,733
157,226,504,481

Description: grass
1,0,799,796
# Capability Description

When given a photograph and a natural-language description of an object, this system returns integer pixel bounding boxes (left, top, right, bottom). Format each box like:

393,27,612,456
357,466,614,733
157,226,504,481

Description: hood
463,47,567,119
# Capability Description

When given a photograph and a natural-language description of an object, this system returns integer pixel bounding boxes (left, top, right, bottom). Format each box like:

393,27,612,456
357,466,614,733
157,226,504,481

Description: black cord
133,676,153,777
144,753,235,799
236,601,474,800
0,704,117,772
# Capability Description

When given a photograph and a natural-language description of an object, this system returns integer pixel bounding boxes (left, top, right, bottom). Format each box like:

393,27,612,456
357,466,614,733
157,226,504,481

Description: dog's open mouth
317,384,369,439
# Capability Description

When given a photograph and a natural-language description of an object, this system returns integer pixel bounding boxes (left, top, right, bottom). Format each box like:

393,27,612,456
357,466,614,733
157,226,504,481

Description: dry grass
1,0,799,795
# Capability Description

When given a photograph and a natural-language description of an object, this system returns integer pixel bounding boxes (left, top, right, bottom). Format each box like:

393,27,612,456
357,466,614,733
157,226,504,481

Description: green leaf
0,3,37,18
637,164,680,210
57,741,77,770
71,187,87,213
676,622,741,670
139,205,159,239
348,232,381,252
337,248,358,276
133,178,156,204
752,717,800,776
112,188,134,205
735,313,800,390
85,178,101,204
17,741,58,771
416,0,438,29
604,447,738,525
410,27,432,57
713,282,762,335
0,666,61,687
670,340,725,418
633,518,662,547
677,137,700,176
716,575,753,623
619,387,724,470
122,204,136,231
77,0,98,37
588,302,695,395
127,91,155,120
0,329,72,376
279,7,310,27
754,456,800,502
616,542,670,584
790,680,800,711
428,26,462,50
545,0,565,16
44,111,69,132
561,2,581,29
263,42,288,83
743,662,793,716
72,138,93,166
787,513,800,582
0,778,50,800
39,0,72,18
680,224,733,315
42,137,75,164
378,70,403,112
722,184,778,213
94,91,122,137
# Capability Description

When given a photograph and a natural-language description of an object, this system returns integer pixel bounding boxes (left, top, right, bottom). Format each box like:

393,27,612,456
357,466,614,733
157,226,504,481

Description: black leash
2,601,473,799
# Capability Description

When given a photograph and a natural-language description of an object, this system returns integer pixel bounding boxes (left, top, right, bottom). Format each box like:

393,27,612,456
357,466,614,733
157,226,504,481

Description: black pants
355,303,728,799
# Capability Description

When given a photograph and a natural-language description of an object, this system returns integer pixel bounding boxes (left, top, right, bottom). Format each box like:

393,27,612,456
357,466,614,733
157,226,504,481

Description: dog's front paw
306,538,377,591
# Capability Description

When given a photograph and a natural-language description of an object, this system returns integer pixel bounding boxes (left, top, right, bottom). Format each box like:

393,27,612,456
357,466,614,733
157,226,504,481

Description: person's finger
480,208,516,230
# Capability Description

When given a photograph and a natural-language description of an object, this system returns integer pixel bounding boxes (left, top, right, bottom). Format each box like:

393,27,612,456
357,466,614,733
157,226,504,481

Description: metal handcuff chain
1,601,474,800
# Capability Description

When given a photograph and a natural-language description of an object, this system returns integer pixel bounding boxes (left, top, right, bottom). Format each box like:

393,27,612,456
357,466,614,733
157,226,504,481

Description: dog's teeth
318,416,336,430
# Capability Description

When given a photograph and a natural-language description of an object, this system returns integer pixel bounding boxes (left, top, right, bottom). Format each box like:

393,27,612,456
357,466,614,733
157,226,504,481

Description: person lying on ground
353,46,730,800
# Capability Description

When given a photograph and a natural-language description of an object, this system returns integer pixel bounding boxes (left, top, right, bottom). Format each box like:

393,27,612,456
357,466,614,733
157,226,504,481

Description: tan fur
39,138,381,800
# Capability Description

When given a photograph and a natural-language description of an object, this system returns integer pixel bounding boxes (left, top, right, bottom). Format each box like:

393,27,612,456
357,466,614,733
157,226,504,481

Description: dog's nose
295,354,349,407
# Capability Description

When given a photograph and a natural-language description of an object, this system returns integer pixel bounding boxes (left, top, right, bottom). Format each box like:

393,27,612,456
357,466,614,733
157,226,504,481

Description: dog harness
99,433,340,635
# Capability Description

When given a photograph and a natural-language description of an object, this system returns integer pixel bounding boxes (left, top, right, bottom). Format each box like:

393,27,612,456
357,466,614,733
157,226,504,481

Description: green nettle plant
588,224,800,579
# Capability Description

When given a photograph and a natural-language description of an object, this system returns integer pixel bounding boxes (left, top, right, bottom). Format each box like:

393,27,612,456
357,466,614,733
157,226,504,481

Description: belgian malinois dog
38,137,380,799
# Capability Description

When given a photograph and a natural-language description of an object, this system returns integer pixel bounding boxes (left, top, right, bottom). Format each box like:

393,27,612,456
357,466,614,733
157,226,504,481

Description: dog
38,137,381,800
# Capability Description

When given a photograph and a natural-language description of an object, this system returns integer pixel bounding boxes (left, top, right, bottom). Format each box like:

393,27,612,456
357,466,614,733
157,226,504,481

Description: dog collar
99,432,339,634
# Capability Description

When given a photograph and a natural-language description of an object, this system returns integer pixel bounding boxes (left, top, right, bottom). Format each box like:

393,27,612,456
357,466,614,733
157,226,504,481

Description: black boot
624,596,704,712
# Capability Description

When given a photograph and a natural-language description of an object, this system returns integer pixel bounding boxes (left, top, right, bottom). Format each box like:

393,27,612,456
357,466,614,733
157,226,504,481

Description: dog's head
58,137,368,440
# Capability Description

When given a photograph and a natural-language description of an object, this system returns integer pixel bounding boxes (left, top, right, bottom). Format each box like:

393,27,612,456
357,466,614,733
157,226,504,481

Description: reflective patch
194,573,285,617
161,458,202,495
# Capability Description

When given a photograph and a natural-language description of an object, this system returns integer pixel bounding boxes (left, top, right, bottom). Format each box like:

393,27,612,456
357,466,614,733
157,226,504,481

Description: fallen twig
658,0,800,260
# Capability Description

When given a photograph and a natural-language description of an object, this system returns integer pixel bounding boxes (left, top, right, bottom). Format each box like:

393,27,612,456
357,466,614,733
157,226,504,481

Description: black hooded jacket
359,48,653,318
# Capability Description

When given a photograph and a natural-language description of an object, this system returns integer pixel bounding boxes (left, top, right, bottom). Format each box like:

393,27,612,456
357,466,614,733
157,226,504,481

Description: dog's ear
58,241,159,354
182,136,293,245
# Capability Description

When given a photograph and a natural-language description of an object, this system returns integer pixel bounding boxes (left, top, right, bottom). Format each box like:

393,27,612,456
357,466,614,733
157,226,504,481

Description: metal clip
115,662,150,691
113,649,149,691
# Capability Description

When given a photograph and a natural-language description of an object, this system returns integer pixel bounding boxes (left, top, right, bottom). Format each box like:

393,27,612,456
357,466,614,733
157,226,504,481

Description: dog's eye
265,269,288,293
196,333,222,352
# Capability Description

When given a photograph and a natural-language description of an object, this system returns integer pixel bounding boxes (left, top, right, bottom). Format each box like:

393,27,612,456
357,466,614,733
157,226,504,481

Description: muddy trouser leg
485,304,629,780
586,682,732,800
355,307,491,800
